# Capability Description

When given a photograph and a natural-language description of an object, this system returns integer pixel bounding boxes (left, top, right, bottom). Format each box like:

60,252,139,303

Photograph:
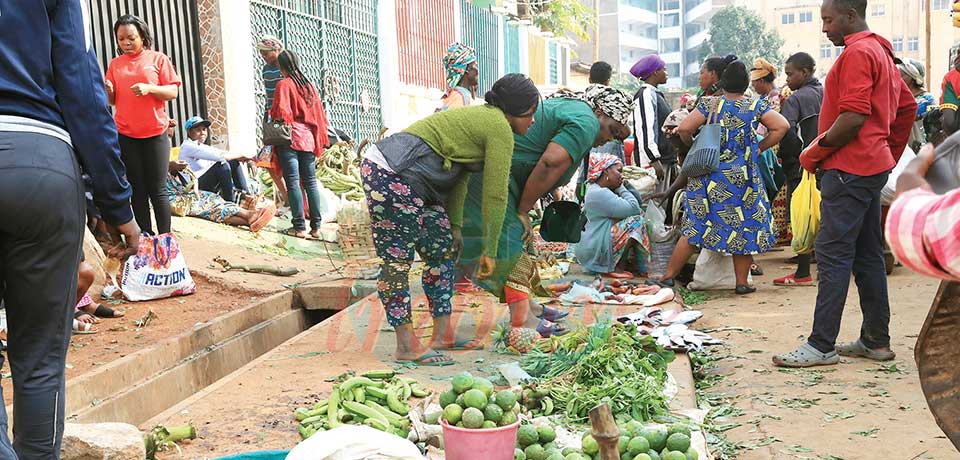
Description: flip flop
282,228,310,239
772,343,839,368
836,340,896,361
537,306,569,322
536,319,569,338
92,304,124,319
440,339,485,351
396,350,455,367
74,311,99,324
249,204,276,233
72,319,97,335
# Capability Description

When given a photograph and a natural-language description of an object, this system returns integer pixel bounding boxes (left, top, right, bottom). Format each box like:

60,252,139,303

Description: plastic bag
881,146,917,205
316,184,340,224
687,249,753,291
646,201,677,243
285,425,424,460
790,170,821,255
646,201,679,279
119,233,196,301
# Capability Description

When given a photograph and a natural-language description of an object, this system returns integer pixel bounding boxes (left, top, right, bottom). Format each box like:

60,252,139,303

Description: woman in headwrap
459,84,635,341
750,58,781,113
896,58,937,152
698,54,738,101
256,34,290,207
362,74,541,365
439,42,480,111
575,153,648,278
654,61,789,295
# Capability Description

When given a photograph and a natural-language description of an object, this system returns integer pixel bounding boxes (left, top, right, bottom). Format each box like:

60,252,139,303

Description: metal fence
549,42,558,85
250,0,382,143
459,0,500,94
86,0,206,145
396,0,456,89
503,18,520,75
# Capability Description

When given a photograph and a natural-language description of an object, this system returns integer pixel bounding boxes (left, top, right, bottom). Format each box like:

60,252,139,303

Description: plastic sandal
396,350,454,367
836,340,896,361
536,319,569,338
249,204,276,233
774,274,814,287
538,306,569,322
772,343,839,368
72,319,97,335
735,285,756,295
750,264,764,276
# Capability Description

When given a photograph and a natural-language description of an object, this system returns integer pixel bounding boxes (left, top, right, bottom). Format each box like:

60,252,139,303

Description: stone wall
197,0,229,147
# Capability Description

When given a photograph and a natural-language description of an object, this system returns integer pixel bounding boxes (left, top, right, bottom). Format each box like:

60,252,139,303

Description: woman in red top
270,50,330,239
105,15,181,235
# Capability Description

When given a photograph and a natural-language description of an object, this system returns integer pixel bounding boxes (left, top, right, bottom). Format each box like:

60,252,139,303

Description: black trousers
198,160,250,203
808,170,891,353
0,131,85,459
118,133,170,234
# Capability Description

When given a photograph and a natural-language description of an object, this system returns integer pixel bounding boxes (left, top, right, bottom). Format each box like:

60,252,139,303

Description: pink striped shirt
886,187,960,280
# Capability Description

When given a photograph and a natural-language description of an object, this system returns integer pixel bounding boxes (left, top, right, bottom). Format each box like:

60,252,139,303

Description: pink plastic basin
440,418,520,460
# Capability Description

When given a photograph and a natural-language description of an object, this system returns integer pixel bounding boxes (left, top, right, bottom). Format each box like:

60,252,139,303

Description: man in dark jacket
774,52,824,287
0,1,139,457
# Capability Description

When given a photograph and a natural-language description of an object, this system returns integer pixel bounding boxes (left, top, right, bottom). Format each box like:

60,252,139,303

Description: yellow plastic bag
790,170,821,255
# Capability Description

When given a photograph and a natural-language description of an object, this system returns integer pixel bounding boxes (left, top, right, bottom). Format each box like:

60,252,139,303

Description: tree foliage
700,6,784,69
528,0,595,41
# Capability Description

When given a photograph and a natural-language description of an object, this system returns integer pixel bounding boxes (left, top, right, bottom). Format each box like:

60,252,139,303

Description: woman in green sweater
460,84,634,342
361,74,540,365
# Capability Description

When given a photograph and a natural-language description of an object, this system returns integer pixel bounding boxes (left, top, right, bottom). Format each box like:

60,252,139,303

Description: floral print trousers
361,159,454,327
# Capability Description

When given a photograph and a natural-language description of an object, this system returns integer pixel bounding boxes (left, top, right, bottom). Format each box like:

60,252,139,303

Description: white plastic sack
645,201,677,243
119,233,196,301
316,184,340,224
285,425,424,460
881,146,917,205
687,249,753,291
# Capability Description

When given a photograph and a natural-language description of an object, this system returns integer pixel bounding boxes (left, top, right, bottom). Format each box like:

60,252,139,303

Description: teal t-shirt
513,98,600,188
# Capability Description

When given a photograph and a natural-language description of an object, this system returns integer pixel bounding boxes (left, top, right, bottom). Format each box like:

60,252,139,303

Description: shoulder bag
540,154,591,243
681,97,724,178
262,118,292,146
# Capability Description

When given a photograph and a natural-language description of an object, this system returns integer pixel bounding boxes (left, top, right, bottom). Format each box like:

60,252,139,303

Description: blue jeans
277,146,323,231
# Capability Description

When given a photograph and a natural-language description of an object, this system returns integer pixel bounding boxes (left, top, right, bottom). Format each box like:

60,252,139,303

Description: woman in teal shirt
459,84,634,341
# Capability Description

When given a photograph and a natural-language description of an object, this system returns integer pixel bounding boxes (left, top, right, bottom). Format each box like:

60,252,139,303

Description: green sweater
403,105,514,256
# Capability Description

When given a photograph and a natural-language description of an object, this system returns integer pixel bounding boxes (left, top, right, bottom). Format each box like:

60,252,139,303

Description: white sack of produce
316,184,340,224
285,425,424,460
687,249,752,291
623,165,657,196
881,146,916,205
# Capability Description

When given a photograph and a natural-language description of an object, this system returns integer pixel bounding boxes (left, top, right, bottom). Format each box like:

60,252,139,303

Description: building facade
739,0,960,99
575,0,724,89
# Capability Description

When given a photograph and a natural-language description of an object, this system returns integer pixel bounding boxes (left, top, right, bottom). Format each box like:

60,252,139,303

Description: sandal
90,304,124,319
396,350,455,367
774,274,814,287
282,228,310,239
537,306,569,322
836,340,896,361
772,343,839,368
750,264,764,276
735,285,756,295
74,311,99,324
435,339,485,351
536,319,569,338
249,204,276,233
72,319,97,335
309,229,322,240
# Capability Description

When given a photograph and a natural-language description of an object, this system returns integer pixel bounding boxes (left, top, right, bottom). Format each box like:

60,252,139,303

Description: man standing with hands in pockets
773,0,916,368
0,0,140,457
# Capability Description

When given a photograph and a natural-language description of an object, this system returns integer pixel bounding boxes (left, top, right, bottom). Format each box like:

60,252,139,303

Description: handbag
681,98,724,178
540,154,590,243
170,168,199,217
262,118,292,146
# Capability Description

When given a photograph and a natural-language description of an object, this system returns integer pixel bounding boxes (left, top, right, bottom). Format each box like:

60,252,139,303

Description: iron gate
460,0,499,95
250,0,382,143
86,0,206,145
503,18,520,75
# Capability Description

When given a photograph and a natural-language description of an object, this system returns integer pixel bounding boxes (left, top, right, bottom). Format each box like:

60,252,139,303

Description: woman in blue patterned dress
654,60,789,294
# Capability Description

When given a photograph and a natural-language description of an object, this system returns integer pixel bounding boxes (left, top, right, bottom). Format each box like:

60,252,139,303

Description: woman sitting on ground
73,261,125,334
167,161,275,231
654,60,789,295
576,153,649,278
178,116,254,203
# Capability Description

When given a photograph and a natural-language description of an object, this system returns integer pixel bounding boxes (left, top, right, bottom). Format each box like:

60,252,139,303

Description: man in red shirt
774,0,917,368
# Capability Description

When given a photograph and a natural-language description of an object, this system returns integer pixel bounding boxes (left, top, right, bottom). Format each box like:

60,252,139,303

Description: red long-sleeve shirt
812,31,917,176
270,78,330,158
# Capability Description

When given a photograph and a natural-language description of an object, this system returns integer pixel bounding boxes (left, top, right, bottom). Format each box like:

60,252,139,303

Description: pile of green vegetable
316,143,364,201
438,371,521,429
293,370,430,440
520,321,675,424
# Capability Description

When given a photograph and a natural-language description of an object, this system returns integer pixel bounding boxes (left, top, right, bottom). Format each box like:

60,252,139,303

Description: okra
352,387,365,403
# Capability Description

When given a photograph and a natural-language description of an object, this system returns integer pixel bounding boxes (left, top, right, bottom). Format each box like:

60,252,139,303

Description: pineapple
491,322,540,354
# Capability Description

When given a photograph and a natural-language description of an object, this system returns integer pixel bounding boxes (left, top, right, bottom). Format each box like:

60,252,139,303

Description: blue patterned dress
681,96,776,255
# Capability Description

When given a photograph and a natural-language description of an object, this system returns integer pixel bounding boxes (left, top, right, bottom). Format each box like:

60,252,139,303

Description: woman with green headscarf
459,84,635,345
438,42,479,111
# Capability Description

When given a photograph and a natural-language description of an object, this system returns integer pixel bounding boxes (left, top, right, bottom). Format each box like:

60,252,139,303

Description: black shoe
735,285,756,295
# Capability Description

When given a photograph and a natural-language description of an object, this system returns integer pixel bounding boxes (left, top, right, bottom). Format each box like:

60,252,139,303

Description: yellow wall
734,0,960,99
528,34,546,85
